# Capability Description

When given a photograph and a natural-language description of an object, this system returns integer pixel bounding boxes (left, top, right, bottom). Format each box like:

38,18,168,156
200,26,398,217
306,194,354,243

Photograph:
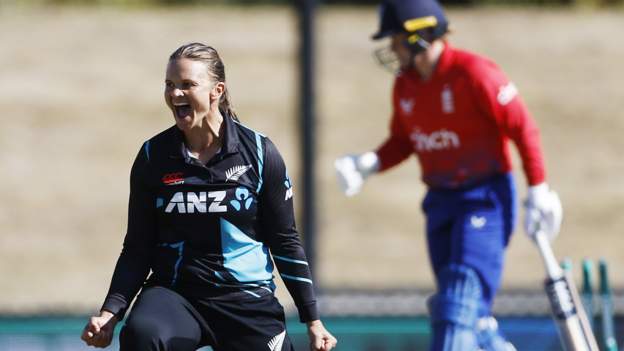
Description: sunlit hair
169,42,238,121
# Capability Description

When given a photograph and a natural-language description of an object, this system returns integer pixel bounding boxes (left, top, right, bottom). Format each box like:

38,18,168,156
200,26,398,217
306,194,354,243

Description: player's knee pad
427,264,482,351
476,317,516,351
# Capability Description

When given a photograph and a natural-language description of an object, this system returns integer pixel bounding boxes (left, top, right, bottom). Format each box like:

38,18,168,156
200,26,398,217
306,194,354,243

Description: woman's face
390,33,415,71
164,58,223,131
390,33,431,71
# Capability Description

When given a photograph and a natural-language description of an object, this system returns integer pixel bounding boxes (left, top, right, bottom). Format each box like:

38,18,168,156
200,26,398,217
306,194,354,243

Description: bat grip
534,230,564,280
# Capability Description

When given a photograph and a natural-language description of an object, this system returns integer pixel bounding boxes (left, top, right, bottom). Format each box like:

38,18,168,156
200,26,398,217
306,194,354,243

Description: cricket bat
533,231,600,351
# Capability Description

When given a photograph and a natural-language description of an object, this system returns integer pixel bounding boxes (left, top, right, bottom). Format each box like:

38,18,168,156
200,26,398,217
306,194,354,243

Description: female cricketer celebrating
335,1,562,350
81,43,336,351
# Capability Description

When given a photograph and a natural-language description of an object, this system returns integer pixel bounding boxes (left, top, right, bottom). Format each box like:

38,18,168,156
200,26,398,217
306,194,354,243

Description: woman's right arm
101,143,157,319
82,144,156,347
334,80,413,197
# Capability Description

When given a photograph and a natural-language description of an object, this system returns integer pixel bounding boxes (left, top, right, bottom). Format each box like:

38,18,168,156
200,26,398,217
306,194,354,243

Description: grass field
0,4,623,314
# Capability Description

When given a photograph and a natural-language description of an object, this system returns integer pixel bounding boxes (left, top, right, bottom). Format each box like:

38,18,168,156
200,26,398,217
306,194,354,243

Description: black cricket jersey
102,115,318,322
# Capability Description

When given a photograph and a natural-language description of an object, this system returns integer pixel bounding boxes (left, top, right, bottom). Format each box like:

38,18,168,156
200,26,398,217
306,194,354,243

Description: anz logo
230,187,253,211
165,191,227,213
284,173,293,201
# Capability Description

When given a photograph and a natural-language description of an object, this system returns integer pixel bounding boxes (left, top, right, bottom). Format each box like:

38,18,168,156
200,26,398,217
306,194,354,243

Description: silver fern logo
225,164,252,182
267,330,286,351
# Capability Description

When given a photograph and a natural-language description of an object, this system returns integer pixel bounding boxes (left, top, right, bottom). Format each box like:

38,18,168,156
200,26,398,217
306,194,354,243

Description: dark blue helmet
372,0,449,52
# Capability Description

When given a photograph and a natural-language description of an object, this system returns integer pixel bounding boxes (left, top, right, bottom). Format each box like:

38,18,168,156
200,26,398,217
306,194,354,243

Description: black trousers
120,286,295,351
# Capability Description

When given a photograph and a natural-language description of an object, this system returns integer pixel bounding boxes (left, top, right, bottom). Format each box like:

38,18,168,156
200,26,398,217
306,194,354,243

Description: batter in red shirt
335,1,562,350
379,42,545,189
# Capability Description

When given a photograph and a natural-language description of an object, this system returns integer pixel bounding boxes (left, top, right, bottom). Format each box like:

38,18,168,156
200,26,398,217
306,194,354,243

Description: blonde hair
169,43,238,121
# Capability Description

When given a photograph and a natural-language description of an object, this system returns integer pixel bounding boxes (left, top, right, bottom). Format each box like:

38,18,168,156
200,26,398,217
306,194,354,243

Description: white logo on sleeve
400,98,414,114
165,191,227,213
470,215,487,229
267,330,286,351
284,175,293,201
226,164,252,182
497,82,518,106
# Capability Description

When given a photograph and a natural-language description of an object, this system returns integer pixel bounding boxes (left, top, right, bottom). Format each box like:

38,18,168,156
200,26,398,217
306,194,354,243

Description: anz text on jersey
165,191,228,214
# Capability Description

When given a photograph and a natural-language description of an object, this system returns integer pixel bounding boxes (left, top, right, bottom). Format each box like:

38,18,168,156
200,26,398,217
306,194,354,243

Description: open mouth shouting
173,102,193,120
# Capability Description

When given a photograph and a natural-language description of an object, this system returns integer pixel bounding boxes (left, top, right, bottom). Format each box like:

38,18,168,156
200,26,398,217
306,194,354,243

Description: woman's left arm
259,138,319,322
471,61,562,241
259,138,337,350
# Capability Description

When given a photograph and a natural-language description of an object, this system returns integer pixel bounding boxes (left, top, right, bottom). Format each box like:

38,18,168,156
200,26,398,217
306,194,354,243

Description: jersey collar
220,112,241,155
431,41,454,79
168,113,240,160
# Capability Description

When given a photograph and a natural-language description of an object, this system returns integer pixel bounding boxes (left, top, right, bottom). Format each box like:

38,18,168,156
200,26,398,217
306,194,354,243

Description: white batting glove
334,152,380,197
524,183,563,242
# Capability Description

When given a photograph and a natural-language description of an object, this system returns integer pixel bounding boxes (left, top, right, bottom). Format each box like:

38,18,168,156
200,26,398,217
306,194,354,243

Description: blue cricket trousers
423,173,517,315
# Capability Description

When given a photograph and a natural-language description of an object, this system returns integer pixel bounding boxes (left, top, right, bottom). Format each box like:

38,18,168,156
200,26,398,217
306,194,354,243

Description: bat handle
534,230,564,280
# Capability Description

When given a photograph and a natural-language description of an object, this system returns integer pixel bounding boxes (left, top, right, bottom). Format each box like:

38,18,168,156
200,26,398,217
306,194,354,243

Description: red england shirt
376,43,545,189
